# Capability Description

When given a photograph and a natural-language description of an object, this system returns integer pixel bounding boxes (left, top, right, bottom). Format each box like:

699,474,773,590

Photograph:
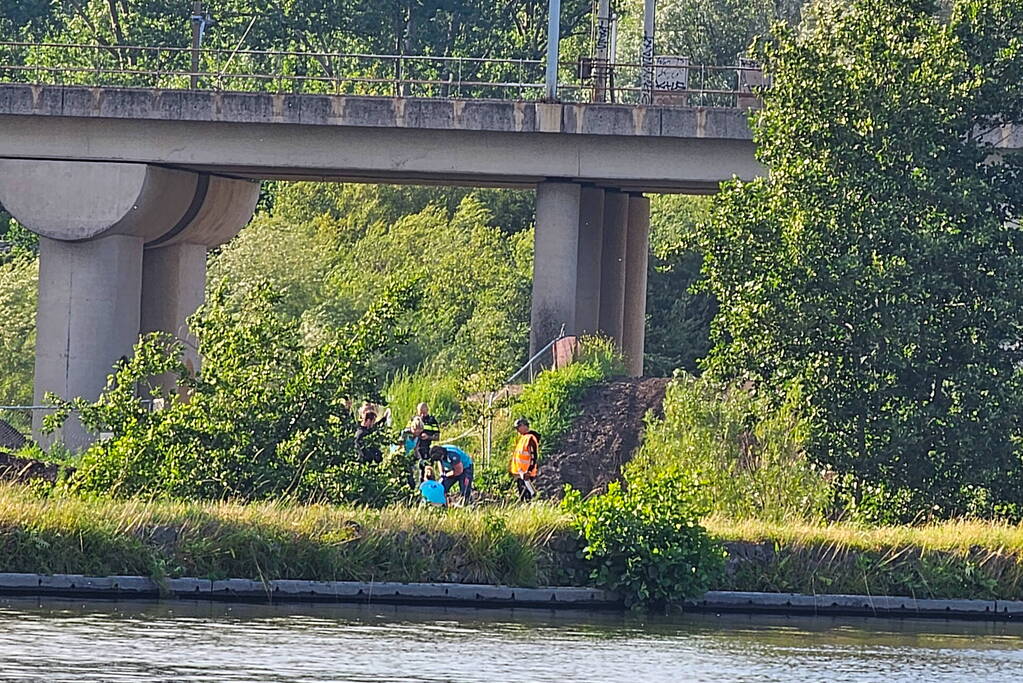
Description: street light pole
545,0,561,101
641,0,656,104
190,1,207,89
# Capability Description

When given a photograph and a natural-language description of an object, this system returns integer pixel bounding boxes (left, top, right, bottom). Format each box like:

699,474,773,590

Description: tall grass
0,484,573,586
384,366,462,428
630,374,832,522
3,484,1023,599
707,516,1023,600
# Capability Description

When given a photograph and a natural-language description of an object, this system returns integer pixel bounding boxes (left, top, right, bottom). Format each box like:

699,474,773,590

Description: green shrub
562,473,724,608
512,336,623,449
46,279,419,505
630,373,833,522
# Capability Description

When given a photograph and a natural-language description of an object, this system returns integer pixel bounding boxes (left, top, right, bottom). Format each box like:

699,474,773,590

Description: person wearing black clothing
354,408,390,463
413,403,441,459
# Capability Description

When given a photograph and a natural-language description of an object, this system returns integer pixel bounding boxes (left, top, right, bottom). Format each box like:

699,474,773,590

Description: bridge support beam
531,181,581,354
598,190,629,345
574,186,605,336
141,243,208,381
34,235,144,449
623,194,650,377
0,159,258,449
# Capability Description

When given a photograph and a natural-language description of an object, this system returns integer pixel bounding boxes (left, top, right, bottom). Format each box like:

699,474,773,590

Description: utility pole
190,1,207,89
640,0,655,104
545,0,561,101
593,0,611,102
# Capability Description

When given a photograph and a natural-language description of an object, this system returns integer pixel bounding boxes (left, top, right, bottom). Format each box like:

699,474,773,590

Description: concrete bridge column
574,186,605,336
598,190,629,347
623,194,650,377
531,181,581,354
141,243,207,376
0,159,257,449
34,234,144,447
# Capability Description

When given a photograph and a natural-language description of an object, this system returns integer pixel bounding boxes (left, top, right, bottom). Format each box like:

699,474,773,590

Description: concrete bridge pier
531,181,650,376
0,160,257,449
623,194,651,377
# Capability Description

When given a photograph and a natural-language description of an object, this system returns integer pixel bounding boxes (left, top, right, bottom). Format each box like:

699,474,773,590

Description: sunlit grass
0,484,574,585
706,516,1023,554
4,483,1023,599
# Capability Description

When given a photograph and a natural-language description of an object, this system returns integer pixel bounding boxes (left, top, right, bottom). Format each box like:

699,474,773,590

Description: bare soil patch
537,377,669,499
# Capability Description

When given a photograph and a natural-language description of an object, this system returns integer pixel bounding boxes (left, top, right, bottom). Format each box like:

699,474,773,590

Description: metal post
190,1,205,89
594,0,611,102
641,0,655,104
545,0,561,101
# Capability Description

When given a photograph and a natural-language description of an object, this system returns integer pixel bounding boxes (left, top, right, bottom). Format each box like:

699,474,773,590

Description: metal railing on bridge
0,42,765,108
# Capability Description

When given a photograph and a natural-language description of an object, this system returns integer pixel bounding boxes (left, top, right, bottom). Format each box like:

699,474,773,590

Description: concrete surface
531,181,581,353
2,572,1021,619
598,191,628,345
0,85,762,192
622,195,650,377
33,234,143,449
574,186,605,336
141,242,207,377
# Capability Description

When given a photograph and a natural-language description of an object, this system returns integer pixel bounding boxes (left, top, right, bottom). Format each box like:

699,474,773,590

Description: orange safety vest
510,432,539,478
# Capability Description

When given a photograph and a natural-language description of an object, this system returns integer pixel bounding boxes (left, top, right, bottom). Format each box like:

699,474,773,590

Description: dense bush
47,279,419,505
631,373,833,522
562,473,724,608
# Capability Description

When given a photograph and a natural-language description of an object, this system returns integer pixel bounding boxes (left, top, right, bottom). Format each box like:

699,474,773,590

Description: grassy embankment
3,484,1023,600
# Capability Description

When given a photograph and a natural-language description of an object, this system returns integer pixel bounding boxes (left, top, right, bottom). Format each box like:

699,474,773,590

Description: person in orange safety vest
509,417,540,501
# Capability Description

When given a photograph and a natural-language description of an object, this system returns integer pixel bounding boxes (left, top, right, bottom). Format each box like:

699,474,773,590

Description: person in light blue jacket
430,445,474,506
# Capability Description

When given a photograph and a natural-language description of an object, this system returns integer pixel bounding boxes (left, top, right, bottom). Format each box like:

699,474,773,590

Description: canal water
1,597,1021,682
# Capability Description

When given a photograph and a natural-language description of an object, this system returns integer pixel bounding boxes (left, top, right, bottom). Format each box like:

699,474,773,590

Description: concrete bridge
0,83,760,447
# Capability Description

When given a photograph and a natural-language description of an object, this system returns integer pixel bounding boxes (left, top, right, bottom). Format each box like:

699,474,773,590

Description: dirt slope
537,377,669,499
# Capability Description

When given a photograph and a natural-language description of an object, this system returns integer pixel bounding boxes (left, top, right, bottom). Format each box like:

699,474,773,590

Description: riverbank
2,485,1023,603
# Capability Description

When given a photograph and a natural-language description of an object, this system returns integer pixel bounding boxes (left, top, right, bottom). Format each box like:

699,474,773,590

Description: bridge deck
0,84,759,192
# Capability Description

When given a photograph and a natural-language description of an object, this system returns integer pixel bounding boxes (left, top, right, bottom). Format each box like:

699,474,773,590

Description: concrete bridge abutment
0,160,258,449
531,180,650,376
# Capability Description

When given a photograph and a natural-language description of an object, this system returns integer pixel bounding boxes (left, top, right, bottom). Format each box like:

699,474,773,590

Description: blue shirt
439,446,473,473
419,479,446,505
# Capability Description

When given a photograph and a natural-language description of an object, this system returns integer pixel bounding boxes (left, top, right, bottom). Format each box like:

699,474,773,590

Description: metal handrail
0,42,765,106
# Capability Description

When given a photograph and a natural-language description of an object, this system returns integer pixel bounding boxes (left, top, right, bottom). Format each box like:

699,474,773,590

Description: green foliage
691,0,1023,519
562,473,725,608
0,255,37,405
645,195,717,376
512,336,623,449
630,374,833,522
48,279,419,504
211,186,533,380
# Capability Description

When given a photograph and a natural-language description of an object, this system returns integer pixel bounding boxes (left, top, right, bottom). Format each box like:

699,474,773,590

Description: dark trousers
443,465,474,505
515,477,536,501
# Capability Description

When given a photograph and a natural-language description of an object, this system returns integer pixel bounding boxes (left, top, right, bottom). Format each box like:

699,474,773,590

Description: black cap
514,417,529,428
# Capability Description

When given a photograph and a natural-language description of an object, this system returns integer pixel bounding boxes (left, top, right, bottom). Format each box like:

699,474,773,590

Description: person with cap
509,417,540,501
410,403,441,469
430,444,474,507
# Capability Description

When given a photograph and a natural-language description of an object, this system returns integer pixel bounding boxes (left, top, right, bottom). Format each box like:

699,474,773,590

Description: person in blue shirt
430,445,474,506
419,466,447,507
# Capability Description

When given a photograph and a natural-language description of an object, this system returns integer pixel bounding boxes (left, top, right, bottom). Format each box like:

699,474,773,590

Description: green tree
51,278,420,503
645,195,716,376
692,0,1023,519
0,255,37,405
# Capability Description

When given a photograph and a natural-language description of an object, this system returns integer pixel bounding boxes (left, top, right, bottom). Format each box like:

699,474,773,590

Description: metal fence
0,42,765,107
